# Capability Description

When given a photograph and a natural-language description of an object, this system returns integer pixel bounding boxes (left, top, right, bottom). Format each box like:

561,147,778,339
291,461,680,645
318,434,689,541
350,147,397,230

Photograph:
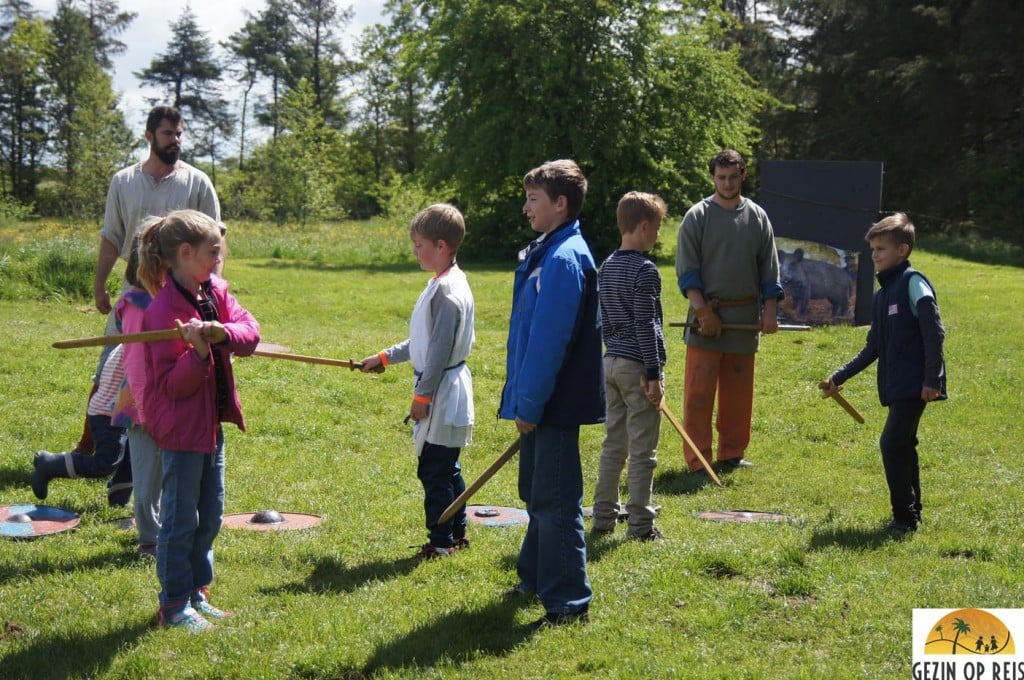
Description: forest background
1,0,1022,260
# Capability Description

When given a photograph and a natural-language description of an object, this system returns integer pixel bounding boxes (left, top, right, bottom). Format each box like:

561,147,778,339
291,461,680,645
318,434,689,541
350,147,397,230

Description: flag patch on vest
888,304,899,315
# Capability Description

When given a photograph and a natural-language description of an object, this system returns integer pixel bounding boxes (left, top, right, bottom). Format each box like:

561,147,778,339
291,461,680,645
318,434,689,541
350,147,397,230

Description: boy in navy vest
821,213,946,534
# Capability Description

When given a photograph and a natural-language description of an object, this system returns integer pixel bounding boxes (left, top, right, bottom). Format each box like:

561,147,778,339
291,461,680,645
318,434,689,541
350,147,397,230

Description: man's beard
153,143,180,165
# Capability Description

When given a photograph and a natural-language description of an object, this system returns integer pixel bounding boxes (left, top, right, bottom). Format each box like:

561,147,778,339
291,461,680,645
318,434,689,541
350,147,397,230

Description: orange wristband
413,394,432,404
378,351,389,366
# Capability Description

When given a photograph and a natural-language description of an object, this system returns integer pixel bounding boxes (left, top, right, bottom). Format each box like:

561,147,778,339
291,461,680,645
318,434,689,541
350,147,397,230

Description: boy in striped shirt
591,191,669,541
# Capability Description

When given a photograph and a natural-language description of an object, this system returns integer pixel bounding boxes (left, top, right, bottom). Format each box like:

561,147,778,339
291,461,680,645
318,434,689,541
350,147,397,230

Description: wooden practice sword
249,349,383,372
53,328,183,349
658,400,723,486
668,322,811,332
819,383,865,424
437,438,521,525
53,332,384,373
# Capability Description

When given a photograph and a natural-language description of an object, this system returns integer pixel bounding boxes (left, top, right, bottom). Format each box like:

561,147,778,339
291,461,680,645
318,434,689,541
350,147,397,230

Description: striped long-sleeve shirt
599,249,666,380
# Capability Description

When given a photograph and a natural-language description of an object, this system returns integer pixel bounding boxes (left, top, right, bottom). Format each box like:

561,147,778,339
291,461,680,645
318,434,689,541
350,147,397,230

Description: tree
1,0,35,38
45,0,133,217
247,79,343,223
0,15,50,202
403,0,768,259
717,1,803,160
771,0,1024,242
60,66,135,216
224,0,297,161
135,6,233,172
77,0,135,68
352,6,430,186
285,0,353,127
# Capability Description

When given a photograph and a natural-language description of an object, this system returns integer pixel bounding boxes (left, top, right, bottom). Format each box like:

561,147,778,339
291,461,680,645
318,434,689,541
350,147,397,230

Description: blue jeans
157,428,225,609
70,414,127,477
517,424,592,615
417,443,467,547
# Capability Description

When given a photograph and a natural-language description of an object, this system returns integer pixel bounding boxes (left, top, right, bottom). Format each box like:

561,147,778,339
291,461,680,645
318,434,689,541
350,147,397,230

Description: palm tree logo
924,609,1014,655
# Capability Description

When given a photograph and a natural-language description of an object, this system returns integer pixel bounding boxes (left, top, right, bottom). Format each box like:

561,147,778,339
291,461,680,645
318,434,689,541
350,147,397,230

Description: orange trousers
682,345,755,472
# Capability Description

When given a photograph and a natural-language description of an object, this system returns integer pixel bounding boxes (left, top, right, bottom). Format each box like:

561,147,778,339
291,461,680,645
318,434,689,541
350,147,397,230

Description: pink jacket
143,274,260,453
116,289,152,426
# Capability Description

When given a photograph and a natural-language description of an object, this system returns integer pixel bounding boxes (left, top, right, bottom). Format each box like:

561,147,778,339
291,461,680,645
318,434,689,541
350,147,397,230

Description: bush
0,238,107,302
0,195,34,221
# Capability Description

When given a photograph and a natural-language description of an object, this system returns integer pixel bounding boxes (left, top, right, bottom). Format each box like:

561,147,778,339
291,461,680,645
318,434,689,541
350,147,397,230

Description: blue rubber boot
31,451,72,500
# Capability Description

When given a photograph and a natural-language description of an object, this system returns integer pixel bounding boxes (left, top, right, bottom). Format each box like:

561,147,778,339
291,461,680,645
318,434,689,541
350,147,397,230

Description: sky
31,0,386,151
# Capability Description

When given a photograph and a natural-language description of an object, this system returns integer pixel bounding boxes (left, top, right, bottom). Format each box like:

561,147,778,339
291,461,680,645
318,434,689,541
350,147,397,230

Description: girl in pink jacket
138,210,260,633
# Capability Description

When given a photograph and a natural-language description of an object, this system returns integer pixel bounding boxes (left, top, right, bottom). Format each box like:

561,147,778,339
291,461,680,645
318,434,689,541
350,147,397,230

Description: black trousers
417,442,467,547
879,399,927,526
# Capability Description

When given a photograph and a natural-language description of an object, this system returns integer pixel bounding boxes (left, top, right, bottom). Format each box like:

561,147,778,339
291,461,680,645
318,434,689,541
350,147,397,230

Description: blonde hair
617,191,667,234
866,212,916,254
137,209,222,294
410,203,466,253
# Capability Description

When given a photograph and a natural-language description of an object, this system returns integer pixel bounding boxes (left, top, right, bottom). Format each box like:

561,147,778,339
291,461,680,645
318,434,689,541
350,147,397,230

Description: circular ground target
0,504,80,538
467,505,528,526
222,511,324,531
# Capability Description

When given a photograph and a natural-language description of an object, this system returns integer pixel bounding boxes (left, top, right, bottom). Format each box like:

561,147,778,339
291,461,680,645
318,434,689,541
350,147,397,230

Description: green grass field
0,218,1022,679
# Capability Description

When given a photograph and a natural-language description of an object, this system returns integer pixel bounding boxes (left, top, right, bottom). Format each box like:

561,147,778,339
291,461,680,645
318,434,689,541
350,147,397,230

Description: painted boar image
778,247,855,319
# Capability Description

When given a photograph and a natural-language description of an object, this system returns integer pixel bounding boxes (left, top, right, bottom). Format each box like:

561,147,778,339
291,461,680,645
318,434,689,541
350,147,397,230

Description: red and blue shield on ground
0,504,80,538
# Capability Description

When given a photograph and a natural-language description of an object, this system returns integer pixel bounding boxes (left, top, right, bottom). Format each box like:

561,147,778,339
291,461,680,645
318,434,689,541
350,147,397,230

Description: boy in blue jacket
821,213,946,535
499,159,604,631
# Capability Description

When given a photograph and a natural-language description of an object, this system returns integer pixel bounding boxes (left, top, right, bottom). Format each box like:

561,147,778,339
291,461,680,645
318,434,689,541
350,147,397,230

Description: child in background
30,241,150,505
138,209,260,632
499,159,604,631
360,203,476,559
31,344,130,501
821,212,946,535
590,191,669,541
117,234,159,556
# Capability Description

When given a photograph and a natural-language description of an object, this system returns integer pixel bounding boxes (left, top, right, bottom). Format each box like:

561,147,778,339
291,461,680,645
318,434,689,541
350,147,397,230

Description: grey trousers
128,425,162,545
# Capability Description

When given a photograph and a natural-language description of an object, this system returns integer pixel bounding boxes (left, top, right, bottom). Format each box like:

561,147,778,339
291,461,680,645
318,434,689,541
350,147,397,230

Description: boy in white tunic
361,204,476,559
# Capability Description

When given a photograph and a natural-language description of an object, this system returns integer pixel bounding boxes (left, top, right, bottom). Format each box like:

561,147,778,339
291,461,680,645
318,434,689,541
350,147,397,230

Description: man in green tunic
674,150,784,473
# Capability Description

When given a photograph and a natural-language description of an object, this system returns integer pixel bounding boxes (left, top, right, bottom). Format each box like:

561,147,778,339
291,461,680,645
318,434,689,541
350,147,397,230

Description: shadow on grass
0,546,142,586
494,528,620,573
808,526,894,551
0,463,32,493
0,619,152,678
359,599,529,675
655,466,719,495
259,555,419,596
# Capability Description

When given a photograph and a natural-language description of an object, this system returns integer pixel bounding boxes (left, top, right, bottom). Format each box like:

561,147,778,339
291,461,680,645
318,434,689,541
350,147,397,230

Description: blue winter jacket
499,220,605,426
